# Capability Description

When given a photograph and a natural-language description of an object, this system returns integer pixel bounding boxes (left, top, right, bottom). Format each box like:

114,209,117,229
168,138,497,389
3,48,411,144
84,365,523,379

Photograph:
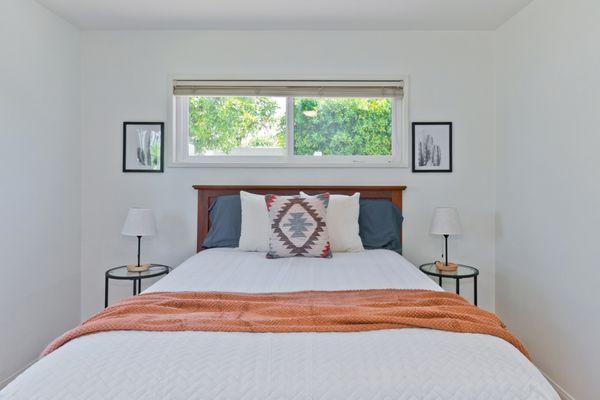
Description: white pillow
300,192,364,252
239,191,271,252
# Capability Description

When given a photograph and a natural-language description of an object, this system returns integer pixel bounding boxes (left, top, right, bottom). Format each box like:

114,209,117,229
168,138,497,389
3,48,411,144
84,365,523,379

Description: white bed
2,248,558,399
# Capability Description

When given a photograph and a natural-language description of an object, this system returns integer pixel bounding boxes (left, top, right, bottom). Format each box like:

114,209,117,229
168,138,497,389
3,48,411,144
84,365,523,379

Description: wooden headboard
193,185,407,253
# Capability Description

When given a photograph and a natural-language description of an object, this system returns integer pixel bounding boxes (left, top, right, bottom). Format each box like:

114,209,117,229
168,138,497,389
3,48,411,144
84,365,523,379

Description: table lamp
430,207,462,271
122,208,157,272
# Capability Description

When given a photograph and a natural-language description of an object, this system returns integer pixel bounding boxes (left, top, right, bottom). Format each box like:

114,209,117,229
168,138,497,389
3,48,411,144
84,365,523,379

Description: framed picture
123,122,164,172
412,122,452,173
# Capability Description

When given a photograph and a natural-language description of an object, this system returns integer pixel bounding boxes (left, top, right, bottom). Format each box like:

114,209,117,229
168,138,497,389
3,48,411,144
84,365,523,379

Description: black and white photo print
412,122,452,172
123,122,164,172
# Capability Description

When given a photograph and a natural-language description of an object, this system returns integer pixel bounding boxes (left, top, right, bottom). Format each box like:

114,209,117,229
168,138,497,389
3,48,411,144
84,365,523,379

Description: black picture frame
412,122,452,173
122,122,164,173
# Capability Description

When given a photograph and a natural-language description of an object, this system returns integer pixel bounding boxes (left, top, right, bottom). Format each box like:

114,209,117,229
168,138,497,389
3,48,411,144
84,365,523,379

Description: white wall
495,0,600,398
0,0,81,384
81,30,496,318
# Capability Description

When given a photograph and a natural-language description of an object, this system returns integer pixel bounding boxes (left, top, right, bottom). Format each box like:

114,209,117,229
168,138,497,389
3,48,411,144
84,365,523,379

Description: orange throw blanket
43,289,528,358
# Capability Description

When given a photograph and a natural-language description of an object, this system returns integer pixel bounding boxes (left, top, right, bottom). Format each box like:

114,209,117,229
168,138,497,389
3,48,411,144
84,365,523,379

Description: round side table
419,263,479,306
105,264,171,308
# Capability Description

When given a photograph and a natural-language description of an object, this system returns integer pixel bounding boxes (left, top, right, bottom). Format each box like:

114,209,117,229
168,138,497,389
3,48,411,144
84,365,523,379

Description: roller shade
173,80,404,98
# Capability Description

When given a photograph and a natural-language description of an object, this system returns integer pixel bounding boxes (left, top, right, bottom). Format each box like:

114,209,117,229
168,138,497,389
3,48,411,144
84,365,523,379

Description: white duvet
2,249,558,400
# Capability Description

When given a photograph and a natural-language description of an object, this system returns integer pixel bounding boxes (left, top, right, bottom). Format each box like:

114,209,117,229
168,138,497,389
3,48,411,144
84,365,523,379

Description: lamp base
127,264,150,272
435,261,458,272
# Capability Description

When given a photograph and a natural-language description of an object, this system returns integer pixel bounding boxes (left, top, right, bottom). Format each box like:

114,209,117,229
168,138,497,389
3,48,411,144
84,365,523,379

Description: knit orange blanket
42,289,528,358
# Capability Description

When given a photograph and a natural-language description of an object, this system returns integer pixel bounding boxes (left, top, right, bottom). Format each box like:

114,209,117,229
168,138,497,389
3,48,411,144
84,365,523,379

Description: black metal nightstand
419,263,479,306
105,264,171,307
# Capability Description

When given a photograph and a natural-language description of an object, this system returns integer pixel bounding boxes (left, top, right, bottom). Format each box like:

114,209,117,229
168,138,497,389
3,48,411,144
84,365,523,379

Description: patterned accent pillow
265,193,332,259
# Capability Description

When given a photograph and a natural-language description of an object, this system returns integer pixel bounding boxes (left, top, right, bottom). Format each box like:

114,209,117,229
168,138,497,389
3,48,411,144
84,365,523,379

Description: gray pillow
358,199,404,253
202,195,241,249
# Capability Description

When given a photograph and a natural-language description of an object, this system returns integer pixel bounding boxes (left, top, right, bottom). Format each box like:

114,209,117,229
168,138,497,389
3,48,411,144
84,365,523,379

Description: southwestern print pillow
264,193,332,259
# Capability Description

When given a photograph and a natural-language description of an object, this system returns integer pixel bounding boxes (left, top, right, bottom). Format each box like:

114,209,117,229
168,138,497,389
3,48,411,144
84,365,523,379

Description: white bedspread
2,249,558,399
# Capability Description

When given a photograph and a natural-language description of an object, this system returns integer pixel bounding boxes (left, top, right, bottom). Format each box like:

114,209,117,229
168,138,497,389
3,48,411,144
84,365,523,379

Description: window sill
167,160,409,169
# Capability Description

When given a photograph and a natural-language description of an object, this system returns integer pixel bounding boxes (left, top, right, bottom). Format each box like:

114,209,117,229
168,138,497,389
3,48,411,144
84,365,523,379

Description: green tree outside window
188,96,392,156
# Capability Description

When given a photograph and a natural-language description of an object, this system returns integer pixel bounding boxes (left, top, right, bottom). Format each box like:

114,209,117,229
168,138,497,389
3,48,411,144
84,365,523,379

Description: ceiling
36,0,533,31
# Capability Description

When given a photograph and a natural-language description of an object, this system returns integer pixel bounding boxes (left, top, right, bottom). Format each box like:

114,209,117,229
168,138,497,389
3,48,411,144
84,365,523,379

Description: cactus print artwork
412,123,452,172
417,133,442,167
123,122,164,172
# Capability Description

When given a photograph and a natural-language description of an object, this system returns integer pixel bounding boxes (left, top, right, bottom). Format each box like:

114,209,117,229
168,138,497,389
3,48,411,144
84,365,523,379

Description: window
172,80,406,166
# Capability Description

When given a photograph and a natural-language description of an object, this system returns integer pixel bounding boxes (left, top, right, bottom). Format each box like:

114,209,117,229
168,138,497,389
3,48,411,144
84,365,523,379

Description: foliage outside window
173,81,405,165
293,98,392,156
188,96,286,156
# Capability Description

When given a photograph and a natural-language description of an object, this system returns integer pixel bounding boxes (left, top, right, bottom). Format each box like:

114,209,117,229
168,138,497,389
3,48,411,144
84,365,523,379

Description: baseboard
542,372,575,400
0,359,37,390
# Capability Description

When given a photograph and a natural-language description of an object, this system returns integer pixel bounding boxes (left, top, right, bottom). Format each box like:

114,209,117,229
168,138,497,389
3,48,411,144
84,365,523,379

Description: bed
1,186,558,400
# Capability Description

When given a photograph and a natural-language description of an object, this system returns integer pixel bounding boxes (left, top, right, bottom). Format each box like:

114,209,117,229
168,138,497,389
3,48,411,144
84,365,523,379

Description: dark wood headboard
193,185,407,253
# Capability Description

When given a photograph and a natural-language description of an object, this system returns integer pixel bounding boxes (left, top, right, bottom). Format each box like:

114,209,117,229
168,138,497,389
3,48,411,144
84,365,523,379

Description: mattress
2,249,558,399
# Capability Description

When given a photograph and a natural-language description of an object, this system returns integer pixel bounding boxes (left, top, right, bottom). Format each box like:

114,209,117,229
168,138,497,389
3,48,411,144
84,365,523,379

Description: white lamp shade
121,208,157,236
430,207,462,236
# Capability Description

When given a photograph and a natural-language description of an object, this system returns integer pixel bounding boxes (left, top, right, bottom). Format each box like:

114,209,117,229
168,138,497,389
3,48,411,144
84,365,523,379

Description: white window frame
168,77,409,168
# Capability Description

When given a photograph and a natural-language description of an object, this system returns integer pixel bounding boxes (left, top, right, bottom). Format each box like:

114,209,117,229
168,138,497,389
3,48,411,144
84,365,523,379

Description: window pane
188,96,286,156
293,98,392,156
